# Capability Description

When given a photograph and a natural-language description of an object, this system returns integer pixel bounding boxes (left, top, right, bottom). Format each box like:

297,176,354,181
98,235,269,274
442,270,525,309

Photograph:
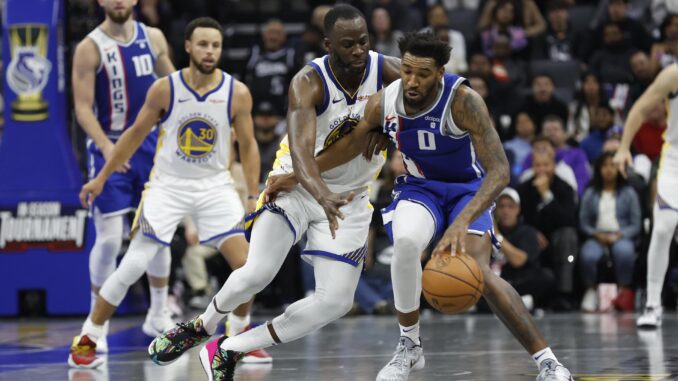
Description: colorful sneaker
536,359,574,380
199,336,244,381
376,336,425,381
68,335,105,369
142,309,175,337
148,317,211,365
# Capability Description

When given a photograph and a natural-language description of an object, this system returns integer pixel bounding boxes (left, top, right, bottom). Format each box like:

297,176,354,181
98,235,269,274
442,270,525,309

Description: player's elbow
492,164,510,189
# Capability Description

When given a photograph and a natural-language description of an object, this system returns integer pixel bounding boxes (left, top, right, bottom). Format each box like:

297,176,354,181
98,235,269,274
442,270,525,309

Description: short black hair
398,31,451,68
542,114,565,129
323,4,364,37
185,17,224,41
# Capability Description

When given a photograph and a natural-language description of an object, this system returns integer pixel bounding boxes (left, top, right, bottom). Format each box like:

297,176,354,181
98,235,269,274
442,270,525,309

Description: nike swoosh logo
534,352,546,360
385,116,396,121
332,97,343,104
402,327,416,332
178,98,191,103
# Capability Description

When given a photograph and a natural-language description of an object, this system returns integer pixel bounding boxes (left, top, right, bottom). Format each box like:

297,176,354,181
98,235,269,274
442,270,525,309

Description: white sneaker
637,306,662,329
536,359,574,380
581,288,598,312
376,337,425,381
142,310,175,337
95,321,109,354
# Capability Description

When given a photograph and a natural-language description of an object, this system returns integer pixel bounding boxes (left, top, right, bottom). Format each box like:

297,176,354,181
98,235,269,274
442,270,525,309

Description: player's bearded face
103,0,135,24
187,28,223,75
401,53,443,108
326,18,369,75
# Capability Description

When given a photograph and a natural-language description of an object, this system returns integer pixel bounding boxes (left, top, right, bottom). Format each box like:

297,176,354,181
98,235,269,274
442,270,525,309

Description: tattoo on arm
452,86,509,223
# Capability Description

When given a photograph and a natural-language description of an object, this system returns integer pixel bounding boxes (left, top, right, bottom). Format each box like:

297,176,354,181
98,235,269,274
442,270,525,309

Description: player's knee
393,234,426,255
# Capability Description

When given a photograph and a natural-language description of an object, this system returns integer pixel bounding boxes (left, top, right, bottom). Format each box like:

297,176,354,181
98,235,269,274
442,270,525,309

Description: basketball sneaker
376,336,425,381
95,321,109,354
142,309,175,337
148,317,211,365
225,322,273,364
199,336,244,381
68,335,105,369
637,306,662,329
536,359,574,380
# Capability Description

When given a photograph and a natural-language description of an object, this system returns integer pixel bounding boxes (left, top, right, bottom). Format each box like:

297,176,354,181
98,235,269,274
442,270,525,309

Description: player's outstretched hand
265,173,298,202
432,220,469,257
80,178,105,209
362,131,390,159
612,147,633,179
317,191,355,239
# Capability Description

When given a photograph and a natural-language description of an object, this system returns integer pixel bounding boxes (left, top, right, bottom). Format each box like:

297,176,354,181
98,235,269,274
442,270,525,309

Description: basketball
422,251,484,314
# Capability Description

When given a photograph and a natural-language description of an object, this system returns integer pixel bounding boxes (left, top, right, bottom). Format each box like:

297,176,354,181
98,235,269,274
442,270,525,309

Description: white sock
532,347,558,369
149,286,168,315
199,298,227,335
90,291,98,315
646,204,678,307
81,317,105,341
220,323,276,353
227,312,250,337
399,322,420,345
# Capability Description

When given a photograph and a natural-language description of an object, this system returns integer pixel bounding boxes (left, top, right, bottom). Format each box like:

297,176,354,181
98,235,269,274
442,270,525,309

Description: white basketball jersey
154,70,234,181
666,89,678,147
272,51,385,193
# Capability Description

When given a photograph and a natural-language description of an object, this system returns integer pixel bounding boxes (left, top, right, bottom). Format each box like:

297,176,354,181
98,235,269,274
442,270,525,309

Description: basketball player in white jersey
69,17,264,369
614,63,678,328
72,0,175,349
147,5,401,379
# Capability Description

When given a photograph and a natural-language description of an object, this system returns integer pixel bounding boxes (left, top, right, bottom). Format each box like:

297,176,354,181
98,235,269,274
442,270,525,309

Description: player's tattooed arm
454,85,509,222
381,55,402,86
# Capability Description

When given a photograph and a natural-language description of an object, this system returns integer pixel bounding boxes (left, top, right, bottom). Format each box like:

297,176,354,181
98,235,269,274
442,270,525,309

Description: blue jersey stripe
307,61,329,115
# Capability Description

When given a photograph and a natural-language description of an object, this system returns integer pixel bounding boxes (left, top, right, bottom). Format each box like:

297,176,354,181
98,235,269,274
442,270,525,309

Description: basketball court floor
1,312,676,381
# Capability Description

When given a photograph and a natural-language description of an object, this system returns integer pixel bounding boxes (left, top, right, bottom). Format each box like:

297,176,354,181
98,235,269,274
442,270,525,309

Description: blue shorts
87,135,157,216
381,176,498,247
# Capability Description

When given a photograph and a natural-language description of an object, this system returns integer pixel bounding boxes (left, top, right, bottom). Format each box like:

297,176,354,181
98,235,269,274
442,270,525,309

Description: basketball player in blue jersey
69,17,267,368
267,32,575,381
147,5,401,380
72,0,175,349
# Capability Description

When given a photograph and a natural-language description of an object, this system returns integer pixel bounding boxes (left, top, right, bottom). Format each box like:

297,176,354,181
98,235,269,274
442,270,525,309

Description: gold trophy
7,24,51,122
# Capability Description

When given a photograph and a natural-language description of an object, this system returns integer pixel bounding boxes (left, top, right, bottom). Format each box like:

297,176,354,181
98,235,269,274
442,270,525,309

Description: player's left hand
265,173,298,202
433,220,469,257
362,131,390,159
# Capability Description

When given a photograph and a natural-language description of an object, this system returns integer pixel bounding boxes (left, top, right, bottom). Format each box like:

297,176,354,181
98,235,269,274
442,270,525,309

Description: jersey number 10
132,54,153,76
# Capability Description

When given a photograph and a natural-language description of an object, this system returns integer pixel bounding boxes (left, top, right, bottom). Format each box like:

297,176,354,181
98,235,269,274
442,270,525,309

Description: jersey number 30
132,54,153,77
417,130,436,151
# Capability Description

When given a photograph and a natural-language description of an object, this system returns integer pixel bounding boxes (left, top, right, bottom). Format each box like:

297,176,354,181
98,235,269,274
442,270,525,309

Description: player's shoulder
145,25,168,45
231,76,252,98
73,37,99,67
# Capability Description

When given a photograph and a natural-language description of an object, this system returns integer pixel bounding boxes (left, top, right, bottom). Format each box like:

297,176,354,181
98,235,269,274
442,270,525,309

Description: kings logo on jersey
7,24,52,122
175,113,218,163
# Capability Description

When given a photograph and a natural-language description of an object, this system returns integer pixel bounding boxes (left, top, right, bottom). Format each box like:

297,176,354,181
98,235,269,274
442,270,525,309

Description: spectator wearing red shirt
633,102,667,162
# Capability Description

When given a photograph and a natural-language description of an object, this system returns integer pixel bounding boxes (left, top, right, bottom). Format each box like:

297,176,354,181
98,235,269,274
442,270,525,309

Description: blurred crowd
60,0,678,316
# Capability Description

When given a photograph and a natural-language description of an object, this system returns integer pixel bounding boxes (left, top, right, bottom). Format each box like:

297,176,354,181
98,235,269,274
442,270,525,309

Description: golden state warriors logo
323,117,360,149
176,118,217,163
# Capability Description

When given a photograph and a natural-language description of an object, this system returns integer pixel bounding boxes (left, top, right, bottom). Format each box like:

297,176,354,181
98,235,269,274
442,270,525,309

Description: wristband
247,195,258,200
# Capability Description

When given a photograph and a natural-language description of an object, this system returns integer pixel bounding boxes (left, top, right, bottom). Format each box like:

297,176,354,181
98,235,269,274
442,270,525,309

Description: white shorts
132,171,245,247
657,145,678,209
246,185,372,267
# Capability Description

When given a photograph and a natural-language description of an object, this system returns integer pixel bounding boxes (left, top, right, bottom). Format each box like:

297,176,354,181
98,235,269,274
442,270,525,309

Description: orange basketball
422,251,484,314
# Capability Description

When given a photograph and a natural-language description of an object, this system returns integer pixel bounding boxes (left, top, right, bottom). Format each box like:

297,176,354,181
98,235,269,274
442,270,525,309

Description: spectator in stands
423,5,468,73
438,0,481,11
581,103,617,164
481,0,529,58
531,0,580,61
605,0,653,53
520,136,578,194
495,188,556,310
138,0,172,35
367,0,421,33
488,31,527,87
244,19,296,117
651,1,678,27
626,51,657,113
633,102,667,162
520,73,569,131
369,7,403,57
478,0,546,38
569,72,607,142
253,102,285,185
579,152,641,312
468,52,492,79
504,112,536,181
518,148,579,310
650,13,678,72
542,115,591,196
589,21,636,86
295,5,330,65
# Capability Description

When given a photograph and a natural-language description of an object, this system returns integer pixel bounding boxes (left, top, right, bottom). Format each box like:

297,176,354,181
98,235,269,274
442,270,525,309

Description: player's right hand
80,178,105,208
317,191,355,239
612,147,633,178
363,131,390,159
101,143,131,173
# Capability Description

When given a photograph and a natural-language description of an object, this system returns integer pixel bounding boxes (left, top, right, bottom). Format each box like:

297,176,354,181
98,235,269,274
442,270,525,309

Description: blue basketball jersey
381,73,484,183
87,22,157,150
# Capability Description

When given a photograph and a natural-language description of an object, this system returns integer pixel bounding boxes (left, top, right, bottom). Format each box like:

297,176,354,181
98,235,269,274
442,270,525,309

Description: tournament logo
323,117,359,149
6,24,52,122
176,117,217,162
